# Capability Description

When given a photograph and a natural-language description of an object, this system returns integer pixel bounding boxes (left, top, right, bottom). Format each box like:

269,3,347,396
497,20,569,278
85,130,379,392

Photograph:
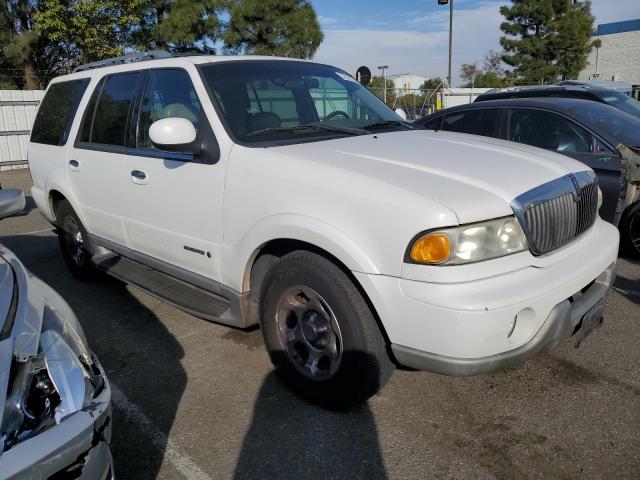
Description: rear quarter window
30,79,90,146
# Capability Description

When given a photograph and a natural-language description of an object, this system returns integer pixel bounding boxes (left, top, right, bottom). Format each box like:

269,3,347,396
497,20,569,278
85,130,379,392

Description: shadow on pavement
1,233,185,480
234,370,388,479
614,274,640,306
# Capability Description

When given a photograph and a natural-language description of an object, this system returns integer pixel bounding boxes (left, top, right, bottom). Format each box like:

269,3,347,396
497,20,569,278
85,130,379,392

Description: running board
92,252,248,328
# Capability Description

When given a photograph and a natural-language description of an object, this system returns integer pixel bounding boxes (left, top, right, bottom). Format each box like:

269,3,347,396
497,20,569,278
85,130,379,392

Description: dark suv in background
475,84,640,119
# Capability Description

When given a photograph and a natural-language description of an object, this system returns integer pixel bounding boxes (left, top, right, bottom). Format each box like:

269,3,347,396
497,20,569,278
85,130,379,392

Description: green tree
460,63,480,86
223,0,323,58
419,77,444,91
34,0,148,65
500,0,598,84
150,0,223,53
367,76,396,105
1,1,45,88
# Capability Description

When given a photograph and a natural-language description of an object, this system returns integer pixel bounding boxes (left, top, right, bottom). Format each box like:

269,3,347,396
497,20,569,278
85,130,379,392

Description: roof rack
73,50,173,73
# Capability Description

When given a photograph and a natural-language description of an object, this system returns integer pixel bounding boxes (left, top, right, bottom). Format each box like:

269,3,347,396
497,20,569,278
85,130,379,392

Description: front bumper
391,262,615,375
0,357,113,480
355,219,619,375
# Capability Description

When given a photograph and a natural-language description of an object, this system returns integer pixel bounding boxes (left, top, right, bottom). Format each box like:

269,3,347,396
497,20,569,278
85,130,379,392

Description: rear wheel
56,201,100,280
259,250,393,409
620,202,640,259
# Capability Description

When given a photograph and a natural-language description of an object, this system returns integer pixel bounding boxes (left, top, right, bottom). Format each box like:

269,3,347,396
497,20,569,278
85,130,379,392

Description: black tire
259,250,393,409
56,201,100,281
620,202,640,260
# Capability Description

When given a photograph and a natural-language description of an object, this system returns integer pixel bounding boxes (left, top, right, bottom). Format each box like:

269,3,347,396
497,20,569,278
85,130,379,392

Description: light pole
438,0,453,88
378,65,389,103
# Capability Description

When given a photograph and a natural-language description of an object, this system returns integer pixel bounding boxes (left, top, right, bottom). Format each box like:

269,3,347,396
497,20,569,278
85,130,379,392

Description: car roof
428,96,600,113
474,84,613,100
49,55,318,85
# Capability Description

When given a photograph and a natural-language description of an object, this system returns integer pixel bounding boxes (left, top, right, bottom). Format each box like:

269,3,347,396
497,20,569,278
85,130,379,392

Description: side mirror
0,189,25,219
149,117,201,154
395,108,408,121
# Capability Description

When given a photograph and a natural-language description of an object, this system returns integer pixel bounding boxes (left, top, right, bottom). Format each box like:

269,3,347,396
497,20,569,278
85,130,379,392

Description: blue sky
309,0,640,84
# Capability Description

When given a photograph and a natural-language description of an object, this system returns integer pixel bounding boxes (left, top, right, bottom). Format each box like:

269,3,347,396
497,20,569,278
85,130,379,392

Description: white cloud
313,0,640,85
314,1,504,85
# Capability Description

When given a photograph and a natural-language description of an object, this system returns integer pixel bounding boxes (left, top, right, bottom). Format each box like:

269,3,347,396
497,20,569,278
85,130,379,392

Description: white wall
441,88,493,109
579,29,640,85
0,90,44,166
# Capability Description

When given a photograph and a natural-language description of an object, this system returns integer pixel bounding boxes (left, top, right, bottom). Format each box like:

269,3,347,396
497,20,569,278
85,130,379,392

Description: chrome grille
512,172,599,256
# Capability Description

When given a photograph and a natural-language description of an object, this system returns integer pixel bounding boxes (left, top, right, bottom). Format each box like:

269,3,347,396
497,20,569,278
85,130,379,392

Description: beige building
579,19,640,86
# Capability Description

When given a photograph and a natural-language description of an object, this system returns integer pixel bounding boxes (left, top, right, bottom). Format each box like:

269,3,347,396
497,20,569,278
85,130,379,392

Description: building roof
594,19,640,36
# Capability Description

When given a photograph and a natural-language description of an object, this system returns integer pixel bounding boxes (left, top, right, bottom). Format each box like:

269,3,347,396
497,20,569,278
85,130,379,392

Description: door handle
68,159,80,171
130,169,148,185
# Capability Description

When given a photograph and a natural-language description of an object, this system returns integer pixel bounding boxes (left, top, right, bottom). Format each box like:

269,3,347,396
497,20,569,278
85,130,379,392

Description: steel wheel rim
63,216,86,266
630,210,640,253
274,286,343,381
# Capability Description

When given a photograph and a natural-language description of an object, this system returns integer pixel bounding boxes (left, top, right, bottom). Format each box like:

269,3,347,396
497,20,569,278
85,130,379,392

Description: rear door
123,68,224,280
506,108,622,222
70,71,144,244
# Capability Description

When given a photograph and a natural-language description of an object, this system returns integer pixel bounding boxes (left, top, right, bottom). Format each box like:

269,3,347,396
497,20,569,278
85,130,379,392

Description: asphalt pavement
1,169,639,480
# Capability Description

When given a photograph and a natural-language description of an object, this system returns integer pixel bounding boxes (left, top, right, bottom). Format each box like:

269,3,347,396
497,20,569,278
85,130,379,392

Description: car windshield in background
568,101,640,148
199,60,403,145
594,90,640,119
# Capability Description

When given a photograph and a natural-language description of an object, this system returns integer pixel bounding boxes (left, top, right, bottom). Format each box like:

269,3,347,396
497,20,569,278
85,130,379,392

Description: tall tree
34,0,148,65
500,0,598,84
460,63,480,86
1,1,43,88
150,0,223,53
223,0,323,58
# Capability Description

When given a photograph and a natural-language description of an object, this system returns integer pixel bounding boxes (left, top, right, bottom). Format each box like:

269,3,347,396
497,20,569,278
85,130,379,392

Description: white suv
28,53,618,408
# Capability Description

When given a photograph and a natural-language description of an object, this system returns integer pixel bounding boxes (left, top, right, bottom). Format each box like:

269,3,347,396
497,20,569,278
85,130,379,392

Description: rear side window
80,72,141,147
508,109,594,154
441,109,500,137
30,79,90,146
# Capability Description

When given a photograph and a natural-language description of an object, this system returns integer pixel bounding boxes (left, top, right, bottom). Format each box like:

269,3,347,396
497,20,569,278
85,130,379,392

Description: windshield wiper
246,123,367,137
363,120,416,131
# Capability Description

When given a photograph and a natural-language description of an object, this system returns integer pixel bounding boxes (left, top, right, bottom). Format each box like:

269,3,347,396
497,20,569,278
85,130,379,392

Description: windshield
567,101,640,148
594,90,640,119
199,60,403,145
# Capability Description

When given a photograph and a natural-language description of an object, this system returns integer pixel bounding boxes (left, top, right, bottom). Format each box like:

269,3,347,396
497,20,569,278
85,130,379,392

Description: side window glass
85,72,140,146
508,109,594,154
442,109,499,137
31,79,90,146
422,116,443,130
137,69,202,149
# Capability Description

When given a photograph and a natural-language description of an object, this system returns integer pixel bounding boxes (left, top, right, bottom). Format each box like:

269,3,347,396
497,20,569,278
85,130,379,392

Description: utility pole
378,65,389,103
438,0,454,88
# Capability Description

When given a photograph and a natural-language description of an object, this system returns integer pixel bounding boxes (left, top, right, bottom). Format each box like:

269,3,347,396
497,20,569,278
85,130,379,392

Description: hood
274,130,590,223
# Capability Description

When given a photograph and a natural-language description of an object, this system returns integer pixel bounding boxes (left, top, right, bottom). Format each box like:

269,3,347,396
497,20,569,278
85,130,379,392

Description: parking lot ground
1,168,639,479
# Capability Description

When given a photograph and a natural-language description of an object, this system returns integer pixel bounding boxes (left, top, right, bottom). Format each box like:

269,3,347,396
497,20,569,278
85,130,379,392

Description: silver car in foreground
0,189,113,479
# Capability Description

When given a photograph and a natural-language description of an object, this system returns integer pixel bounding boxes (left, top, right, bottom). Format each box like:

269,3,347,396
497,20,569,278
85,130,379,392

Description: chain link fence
367,88,440,120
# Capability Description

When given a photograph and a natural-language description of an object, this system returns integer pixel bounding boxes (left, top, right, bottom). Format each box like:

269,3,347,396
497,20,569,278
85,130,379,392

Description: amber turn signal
410,233,451,264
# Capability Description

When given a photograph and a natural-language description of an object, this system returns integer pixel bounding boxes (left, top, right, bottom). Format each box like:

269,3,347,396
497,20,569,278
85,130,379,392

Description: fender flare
221,214,381,292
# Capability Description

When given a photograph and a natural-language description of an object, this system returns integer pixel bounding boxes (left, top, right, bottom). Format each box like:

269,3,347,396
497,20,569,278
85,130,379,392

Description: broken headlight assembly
0,307,104,453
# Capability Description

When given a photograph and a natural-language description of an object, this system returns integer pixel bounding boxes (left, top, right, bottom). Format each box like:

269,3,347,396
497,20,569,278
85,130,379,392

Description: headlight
40,330,88,422
597,187,603,209
406,216,528,265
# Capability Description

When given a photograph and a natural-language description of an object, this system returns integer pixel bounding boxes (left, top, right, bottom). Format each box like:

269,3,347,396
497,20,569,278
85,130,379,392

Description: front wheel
259,250,393,409
620,202,640,259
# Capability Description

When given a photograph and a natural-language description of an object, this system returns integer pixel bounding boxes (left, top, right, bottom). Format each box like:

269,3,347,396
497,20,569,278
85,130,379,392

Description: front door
123,68,224,281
